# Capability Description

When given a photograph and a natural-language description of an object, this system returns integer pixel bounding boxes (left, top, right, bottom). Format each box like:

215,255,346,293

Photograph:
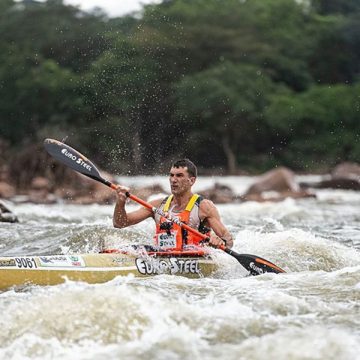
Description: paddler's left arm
199,200,234,248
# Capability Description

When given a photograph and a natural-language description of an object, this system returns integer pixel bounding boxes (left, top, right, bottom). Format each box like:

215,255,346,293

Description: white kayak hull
0,252,218,290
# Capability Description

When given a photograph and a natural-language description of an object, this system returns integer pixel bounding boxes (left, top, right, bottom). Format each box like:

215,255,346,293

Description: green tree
265,83,360,169
0,0,108,73
174,61,286,173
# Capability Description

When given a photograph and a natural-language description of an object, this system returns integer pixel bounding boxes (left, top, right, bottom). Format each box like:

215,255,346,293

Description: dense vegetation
0,0,359,174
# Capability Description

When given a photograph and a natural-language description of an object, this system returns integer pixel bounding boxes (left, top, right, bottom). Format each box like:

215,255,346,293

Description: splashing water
0,177,359,359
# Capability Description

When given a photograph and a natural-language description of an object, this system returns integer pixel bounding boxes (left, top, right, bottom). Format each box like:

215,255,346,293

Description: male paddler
113,159,233,250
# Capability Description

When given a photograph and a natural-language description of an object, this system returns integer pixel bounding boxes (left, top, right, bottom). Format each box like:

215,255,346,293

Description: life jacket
153,194,210,251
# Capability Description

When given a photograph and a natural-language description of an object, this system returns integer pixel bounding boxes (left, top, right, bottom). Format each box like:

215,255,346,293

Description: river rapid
0,176,359,360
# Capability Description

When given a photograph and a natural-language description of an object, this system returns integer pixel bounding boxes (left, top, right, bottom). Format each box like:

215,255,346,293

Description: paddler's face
169,166,196,195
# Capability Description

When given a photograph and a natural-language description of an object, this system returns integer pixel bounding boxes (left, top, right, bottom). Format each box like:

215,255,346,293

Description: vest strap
185,194,200,211
163,195,173,212
163,194,200,212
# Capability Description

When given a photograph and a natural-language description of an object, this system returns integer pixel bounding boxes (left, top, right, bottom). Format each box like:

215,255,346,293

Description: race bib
157,232,177,249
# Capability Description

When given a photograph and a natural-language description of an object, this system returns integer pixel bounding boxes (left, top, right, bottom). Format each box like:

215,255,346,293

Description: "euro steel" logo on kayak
61,148,92,171
135,257,200,275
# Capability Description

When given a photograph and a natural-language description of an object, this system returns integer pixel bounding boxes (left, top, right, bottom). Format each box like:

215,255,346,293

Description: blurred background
0,0,359,180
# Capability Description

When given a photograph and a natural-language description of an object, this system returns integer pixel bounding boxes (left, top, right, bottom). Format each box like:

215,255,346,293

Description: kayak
0,249,218,290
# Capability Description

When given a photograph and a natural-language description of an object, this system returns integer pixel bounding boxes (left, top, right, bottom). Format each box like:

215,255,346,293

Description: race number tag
156,232,177,249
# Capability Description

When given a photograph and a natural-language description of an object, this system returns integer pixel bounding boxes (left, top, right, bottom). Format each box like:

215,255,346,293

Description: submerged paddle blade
224,249,285,275
44,138,103,182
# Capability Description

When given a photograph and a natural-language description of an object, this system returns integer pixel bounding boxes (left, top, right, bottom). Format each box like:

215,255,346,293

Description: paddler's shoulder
198,198,218,216
149,197,167,208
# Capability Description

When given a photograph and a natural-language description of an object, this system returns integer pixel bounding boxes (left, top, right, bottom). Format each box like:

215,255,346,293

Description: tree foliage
0,0,359,173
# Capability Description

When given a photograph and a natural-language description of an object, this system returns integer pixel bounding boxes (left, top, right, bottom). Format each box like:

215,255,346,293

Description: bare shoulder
199,199,219,217
149,197,165,208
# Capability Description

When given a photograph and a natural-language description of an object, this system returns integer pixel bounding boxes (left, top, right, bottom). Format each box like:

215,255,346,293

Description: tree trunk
222,134,237,175
132,130,142,174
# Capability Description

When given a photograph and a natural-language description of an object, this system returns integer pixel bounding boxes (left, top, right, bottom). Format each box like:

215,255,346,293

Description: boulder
302,177,360,191
331,162,360,180
242,166,315,202
28,176,56,204
199,183,236,203
0,181,16,199
31,176,51,190
0,200,19,223
300,162,360,191
244,167,299,195
131,184,167,201
241,189,316,202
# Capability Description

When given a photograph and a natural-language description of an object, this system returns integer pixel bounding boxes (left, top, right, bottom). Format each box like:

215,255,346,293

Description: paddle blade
44,138,102,181
225,249,285,275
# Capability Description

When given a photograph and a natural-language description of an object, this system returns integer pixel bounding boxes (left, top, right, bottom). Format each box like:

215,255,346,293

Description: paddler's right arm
113,185,162,228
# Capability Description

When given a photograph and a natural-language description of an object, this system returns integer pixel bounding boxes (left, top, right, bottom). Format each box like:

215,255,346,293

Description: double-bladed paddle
44,138,285,276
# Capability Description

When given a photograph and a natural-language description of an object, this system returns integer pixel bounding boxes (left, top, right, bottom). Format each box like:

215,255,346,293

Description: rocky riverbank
0,141,359,221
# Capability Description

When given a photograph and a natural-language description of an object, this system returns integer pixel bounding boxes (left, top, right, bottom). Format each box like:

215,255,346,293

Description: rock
331,162,360,180
300,162,360,191
31,176,51,190
245,167,299,195
131,184,167,201
241,189,316,202
199,183,236,203
0,201,19,223
0,164,10,182
0,181,16,199
242,167,315,202
28,176,56,204
304,177,360,191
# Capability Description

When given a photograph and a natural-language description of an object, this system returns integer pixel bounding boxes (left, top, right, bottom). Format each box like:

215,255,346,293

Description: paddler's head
169,159,197,195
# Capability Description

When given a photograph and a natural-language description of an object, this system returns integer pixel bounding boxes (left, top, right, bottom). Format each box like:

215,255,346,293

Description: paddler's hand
208,233,227,248
115,185,130,204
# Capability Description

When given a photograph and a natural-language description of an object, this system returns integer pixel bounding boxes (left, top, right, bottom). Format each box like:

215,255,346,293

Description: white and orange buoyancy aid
153,194,210,250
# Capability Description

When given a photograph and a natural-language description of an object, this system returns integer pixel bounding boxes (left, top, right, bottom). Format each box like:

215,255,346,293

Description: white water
0,176,359,360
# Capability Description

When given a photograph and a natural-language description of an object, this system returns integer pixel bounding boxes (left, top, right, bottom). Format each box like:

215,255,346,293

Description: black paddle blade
44,138,102,181
225,248,285,275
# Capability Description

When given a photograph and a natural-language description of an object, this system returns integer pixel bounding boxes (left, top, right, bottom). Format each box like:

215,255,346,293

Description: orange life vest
153,194,210,251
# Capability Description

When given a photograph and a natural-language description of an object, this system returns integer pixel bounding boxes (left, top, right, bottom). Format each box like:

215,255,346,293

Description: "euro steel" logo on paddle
61,148,92,171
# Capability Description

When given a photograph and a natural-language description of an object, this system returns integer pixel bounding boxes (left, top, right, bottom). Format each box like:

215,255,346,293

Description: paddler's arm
199,199,234,248
113,185,162,228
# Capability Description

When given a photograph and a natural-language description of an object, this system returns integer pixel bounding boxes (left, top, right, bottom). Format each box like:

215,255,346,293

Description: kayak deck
0,252,218,290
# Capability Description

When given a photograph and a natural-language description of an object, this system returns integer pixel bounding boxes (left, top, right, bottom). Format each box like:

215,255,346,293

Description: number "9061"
15,257,37,269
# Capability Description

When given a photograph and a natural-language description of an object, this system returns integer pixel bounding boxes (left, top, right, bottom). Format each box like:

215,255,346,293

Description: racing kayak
0,250,218,290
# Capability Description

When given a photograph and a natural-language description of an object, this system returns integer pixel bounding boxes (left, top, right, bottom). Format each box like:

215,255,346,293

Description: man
113,159,233,250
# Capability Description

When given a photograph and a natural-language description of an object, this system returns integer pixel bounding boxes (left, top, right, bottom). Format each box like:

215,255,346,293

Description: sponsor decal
14,257,37,269
61,148,92,172
249,262,264,275
39,255,85,268
0,259,16,267
112,256,131,265
135,257,200,275
157,233,177,249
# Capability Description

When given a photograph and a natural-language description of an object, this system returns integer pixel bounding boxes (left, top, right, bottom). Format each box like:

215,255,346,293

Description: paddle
44,138,285,275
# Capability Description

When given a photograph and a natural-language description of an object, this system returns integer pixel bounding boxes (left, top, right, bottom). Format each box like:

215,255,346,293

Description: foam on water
1,175,360,359
1,266,359,359
233,227,360,272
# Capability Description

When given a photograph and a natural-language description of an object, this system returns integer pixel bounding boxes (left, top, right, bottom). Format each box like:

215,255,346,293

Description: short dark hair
171,159,197,177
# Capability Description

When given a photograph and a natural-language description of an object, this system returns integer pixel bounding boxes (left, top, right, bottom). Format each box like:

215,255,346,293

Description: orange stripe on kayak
255,258,285,273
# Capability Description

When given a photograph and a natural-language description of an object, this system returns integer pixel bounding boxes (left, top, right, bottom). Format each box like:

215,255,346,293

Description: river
0,176,359,360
